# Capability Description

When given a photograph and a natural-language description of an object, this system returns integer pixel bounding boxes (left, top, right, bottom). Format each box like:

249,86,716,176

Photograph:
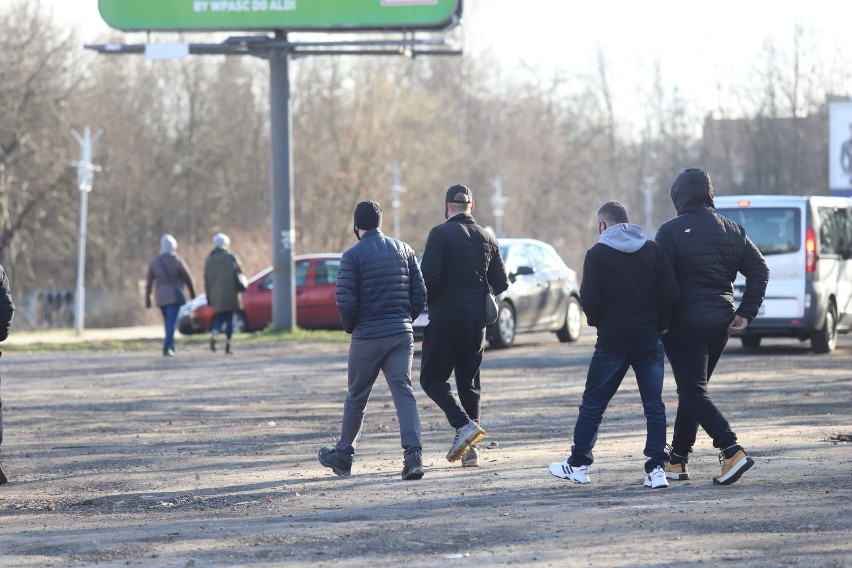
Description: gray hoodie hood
598,223,647,253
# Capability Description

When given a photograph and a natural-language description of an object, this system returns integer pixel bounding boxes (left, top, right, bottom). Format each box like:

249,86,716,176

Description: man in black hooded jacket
656,168,769,485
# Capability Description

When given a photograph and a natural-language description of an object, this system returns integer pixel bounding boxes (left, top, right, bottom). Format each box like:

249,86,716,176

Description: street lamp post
71,126,102,335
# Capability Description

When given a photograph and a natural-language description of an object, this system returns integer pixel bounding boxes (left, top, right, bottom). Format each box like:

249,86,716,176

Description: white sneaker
644,466,669,489
548,460,590,484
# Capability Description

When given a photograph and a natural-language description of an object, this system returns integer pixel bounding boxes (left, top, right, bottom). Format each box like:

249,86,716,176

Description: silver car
414,237,582,348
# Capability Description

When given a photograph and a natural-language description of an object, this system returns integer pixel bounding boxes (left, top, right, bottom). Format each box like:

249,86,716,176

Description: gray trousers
336,333,422,456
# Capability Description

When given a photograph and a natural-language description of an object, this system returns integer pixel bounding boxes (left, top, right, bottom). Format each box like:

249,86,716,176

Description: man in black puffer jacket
656,168,769,486
419,184,509,467
318,201,428,480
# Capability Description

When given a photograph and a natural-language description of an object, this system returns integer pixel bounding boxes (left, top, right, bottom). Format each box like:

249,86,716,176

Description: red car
177,253,343,334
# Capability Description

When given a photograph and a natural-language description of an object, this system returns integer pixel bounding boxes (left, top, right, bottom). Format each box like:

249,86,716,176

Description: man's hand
727,314,749,336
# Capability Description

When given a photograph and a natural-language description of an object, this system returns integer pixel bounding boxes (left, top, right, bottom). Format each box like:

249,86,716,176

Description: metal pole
492,175,506,238
270,33,296,331
642,176,655,234
75,189,88,334
391,162,402,239
71,126,100,335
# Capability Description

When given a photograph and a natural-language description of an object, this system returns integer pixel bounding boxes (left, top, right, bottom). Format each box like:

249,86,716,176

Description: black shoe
225,342,232,355
318,447,352,477
209,337,217,352
401,451,424,480
0,462,8,485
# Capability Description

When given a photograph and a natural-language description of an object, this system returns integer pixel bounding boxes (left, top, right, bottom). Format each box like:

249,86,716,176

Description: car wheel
178,320,196,335
740,336,761,349
556,296,582,343
233,311,247,333
811,303,837,354
489,301,516,349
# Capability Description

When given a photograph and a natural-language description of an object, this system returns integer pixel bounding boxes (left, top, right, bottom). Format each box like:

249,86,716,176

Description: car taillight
805,227,817,273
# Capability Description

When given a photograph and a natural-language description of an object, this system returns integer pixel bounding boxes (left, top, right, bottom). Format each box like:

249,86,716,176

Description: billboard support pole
85,30,461,331
269,32,296,331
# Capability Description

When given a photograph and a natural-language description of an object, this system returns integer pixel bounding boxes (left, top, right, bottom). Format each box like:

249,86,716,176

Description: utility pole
71,126,103,335
491,175,509,238
391,162,404,239
641,175,655,235
86,22,461,331
269,32,296,332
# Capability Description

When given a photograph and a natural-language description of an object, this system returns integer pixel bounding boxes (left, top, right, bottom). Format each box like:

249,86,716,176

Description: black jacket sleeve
408,252,427,320
735,235,769,321
579,249,602,327
420,227,445,305
487,245,510,296
335,250,359,334
656,247,679,330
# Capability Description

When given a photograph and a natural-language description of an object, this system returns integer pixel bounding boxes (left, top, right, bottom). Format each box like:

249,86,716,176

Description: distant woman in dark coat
204,233,245,355
145,234,196,357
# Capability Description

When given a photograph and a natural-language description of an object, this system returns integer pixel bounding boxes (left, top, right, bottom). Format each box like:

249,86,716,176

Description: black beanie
353,200,382,230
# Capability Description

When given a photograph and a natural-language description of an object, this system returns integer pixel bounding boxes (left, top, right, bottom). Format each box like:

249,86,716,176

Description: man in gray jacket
318,201,428,480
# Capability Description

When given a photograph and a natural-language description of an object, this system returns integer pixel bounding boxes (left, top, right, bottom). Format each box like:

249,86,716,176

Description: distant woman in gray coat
204,233,245,355
145,234,196,357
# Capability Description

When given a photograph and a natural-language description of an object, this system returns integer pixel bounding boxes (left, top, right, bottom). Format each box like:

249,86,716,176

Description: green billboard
98,0,461,32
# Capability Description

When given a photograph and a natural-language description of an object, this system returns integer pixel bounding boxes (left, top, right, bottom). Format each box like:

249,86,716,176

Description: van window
836,208,851,254
819,207,852,255
716,207,801,256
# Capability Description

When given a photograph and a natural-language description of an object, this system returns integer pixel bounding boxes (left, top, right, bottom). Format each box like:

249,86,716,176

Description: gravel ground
0,330,850,567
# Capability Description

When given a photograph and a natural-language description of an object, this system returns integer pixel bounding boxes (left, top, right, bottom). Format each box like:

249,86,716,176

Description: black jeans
662,326,737,455
419,319,485,430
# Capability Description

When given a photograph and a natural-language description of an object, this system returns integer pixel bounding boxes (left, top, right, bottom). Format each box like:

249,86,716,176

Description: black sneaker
318,447,352,477
0,462,7,485
209,337,217,352
401,451,424,480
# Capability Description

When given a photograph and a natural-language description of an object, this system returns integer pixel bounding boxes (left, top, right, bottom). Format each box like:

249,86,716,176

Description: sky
39,0,852,122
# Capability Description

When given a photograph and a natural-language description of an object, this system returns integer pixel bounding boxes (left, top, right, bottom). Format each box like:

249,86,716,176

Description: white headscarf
160,234,177,254
213,232,230,249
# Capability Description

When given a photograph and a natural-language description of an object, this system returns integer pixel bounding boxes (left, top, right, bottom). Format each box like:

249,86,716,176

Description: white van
714,195,852,353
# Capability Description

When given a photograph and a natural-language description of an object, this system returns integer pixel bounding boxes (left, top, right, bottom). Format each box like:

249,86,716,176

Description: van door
819,206,852,328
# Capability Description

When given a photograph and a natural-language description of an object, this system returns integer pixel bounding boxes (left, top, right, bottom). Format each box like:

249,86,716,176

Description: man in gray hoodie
549,201,679,488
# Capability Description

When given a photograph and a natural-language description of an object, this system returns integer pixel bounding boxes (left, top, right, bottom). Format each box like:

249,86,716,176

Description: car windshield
716,207,801,256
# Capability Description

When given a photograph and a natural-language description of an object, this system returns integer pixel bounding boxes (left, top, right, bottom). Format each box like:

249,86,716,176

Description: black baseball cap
446,184,473,204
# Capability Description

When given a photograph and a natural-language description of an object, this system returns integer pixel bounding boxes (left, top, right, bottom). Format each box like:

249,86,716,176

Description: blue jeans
568,339,668,472
160,304,181,353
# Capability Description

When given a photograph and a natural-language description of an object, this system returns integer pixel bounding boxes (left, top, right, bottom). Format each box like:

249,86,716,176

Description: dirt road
0,332,850,567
